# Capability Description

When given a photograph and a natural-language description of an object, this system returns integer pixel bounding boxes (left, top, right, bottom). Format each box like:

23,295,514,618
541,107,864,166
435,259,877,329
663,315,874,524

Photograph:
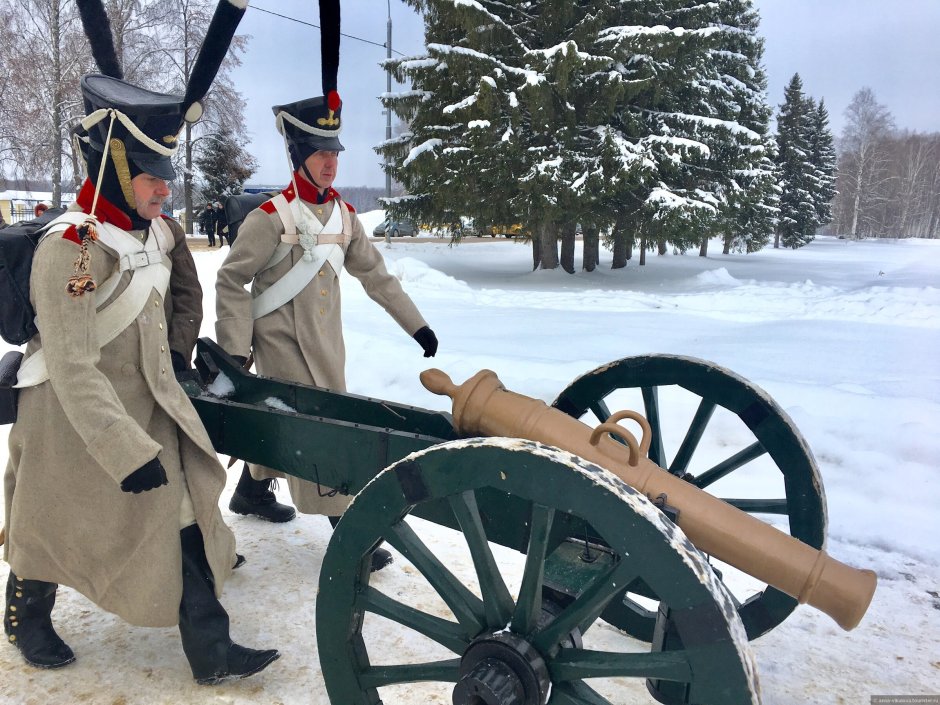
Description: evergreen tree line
772,73,836,249
0,0,255,232
380,0,783,271
828,88,940,239
380,0,940,270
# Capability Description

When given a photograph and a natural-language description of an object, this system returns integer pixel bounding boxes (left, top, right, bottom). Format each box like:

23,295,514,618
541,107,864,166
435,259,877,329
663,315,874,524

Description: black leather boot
4,572,75,669
178,525,280,685
328,516,394,573
229,464,296,523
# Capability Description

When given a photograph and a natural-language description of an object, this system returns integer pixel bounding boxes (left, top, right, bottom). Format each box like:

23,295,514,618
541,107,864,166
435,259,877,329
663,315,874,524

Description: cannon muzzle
421,368,877,631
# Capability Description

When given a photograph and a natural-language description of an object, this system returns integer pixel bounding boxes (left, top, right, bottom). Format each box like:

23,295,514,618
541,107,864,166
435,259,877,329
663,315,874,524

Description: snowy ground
1,215,938,704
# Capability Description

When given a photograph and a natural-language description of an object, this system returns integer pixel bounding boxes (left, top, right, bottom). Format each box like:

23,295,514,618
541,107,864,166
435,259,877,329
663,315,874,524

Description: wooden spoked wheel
317,439,759,705
551,354,826,641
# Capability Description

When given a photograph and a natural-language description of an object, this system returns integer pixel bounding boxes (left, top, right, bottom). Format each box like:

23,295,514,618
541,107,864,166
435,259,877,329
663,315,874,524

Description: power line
251,4,408,56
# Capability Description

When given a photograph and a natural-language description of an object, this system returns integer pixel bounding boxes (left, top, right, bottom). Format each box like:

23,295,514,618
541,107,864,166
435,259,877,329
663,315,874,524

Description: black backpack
223,192,277,245
0,207,67,345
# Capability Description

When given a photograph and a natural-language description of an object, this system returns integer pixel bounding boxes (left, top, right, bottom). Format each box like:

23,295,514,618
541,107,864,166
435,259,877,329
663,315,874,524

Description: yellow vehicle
489,223,525,238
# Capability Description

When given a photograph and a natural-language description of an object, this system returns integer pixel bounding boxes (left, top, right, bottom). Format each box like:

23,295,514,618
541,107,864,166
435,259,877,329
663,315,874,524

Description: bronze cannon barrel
421,368,877,631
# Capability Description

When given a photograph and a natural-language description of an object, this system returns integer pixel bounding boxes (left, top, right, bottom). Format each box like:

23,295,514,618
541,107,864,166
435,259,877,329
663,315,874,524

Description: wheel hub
452,632,550,705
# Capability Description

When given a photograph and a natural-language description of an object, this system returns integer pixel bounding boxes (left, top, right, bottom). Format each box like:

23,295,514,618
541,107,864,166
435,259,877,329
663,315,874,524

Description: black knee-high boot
178,525,279,685
4,572,75,668
328,516,393,573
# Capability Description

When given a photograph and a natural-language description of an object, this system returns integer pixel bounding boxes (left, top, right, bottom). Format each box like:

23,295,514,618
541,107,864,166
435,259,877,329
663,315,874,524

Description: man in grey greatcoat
214,0,437,573
2,0,279,685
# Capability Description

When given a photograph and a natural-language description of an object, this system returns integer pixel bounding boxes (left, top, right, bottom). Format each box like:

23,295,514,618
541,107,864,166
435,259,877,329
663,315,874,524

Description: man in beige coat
215,2,437,573
3,0,279,684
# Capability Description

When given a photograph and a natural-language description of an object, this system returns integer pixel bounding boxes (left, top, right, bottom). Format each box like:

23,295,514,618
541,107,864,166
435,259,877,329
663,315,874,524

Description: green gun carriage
184,337,866,705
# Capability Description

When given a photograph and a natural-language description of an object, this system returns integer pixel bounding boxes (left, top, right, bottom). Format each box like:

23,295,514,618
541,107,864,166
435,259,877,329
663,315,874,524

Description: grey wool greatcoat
3,188,236,628
215,184,428,515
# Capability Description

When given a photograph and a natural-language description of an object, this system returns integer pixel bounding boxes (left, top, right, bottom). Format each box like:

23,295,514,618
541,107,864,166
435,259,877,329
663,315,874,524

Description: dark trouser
178,524,230,679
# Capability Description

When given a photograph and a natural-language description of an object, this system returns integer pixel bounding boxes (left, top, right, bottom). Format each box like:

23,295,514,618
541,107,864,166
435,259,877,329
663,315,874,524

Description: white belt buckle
121,251,159,271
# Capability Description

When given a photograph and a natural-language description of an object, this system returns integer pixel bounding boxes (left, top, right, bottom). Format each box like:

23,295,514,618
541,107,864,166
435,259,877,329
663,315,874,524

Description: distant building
0,188,76,224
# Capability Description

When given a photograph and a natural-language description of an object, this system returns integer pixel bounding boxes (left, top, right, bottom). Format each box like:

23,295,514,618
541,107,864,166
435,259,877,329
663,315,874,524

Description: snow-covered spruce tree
773,73,819,248
381,0,626,271
379,0,526,238
194,131,257,204
707,0,779,255
807,98,837,231
599,0,777,264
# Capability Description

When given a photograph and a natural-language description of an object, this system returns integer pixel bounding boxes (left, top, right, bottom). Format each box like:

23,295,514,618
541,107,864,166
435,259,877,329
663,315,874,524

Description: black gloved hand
170,350,188,373
413,326,438,358
120,457,168,494
171,350,202,384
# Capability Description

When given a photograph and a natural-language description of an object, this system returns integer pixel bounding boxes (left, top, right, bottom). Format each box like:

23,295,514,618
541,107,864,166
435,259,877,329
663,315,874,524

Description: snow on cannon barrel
420,367,877,631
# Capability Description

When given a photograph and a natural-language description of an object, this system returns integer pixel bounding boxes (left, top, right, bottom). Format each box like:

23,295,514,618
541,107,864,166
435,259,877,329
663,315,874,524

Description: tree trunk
582,226,599,271
699,236,708,257
51,0,62,207
611,217,629,269
611,235,627,269
560,222,576,273
657,239,667,256
531,234,541,271
626,232,634,260
184,122,194,233
639,236,647,266
533,222,559,270
773,231,780,248
850,190,861,239
722,234,732,255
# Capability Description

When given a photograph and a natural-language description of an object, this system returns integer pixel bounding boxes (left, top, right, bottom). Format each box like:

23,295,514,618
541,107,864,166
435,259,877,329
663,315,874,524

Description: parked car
373,218,417,237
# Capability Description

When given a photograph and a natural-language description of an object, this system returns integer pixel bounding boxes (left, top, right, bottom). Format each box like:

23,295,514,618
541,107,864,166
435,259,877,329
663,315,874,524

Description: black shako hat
76,0,247,187
81,76,191,182
274,0,345,171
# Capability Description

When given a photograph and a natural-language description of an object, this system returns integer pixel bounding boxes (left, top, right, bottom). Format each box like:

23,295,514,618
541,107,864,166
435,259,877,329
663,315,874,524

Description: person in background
33,203,49,219
200,202,216,246
214,0,437,573
3,0,279,684
214,201,226,247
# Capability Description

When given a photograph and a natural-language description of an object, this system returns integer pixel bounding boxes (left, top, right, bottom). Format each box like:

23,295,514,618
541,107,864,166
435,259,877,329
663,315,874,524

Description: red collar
283,172,341,205
75,179,132,230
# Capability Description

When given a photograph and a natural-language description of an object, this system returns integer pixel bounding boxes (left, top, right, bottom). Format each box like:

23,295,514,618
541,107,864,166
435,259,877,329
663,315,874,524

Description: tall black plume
75,0,123,79
319,0,340,94
182,0,248,116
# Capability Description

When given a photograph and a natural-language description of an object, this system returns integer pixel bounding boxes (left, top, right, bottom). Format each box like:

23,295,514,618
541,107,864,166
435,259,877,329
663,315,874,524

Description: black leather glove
120,457,168,494
170,350,188,373
413,326,438,358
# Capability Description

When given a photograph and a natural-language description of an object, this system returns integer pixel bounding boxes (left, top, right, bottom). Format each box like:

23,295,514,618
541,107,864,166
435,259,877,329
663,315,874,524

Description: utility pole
385,1,393,202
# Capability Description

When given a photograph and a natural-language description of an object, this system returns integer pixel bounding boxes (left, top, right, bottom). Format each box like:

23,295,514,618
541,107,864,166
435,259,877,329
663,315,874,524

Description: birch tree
836,87,895,239
2,0,89,203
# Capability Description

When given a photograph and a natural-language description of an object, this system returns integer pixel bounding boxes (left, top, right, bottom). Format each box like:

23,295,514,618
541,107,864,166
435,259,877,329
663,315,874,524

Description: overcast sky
229,0,940,188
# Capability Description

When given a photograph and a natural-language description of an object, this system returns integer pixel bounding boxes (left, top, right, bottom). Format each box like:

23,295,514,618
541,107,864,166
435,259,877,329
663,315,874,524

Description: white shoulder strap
271,193,296,236
257,194,296,274
15,221,172,388
250,200,348,320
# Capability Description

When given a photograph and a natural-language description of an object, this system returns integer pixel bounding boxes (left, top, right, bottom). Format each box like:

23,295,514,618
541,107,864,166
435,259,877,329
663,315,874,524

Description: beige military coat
215,182,428,514
3,189,235,628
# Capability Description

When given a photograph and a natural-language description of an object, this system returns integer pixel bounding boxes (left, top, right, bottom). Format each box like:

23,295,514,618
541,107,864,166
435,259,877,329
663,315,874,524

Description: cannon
184,338,876,705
